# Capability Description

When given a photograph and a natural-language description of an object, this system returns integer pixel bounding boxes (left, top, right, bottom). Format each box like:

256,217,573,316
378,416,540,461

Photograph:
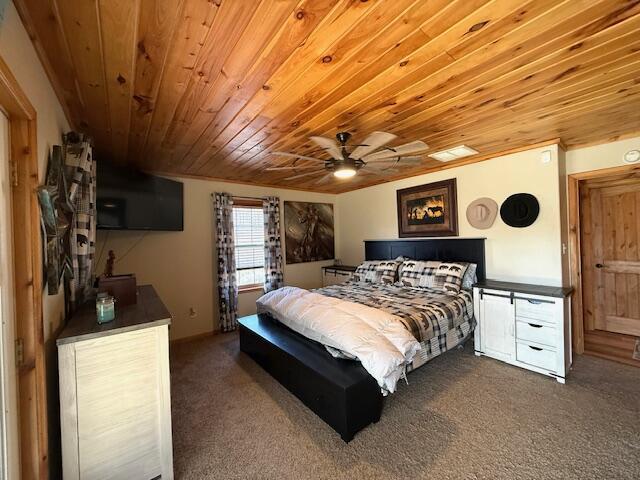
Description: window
232,203,264,289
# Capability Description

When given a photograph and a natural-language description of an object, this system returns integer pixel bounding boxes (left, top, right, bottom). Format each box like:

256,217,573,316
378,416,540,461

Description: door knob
595,263,604,269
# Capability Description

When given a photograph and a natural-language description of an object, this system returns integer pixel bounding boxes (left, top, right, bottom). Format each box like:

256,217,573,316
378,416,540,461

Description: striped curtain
64,134,96,311
263,196,284,292
214,193,238,332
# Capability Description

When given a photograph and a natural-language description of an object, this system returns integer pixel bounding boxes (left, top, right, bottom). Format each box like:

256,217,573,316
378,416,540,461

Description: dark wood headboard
364,238,486,281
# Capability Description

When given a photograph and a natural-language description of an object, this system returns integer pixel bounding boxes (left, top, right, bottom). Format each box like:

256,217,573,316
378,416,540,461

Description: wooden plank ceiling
15,0,640,193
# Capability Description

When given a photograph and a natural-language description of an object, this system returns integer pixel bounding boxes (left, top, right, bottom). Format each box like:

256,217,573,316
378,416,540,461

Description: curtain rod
210,194,267,201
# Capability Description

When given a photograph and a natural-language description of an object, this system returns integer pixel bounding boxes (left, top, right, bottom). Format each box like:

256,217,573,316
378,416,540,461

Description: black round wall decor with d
500,193,540,228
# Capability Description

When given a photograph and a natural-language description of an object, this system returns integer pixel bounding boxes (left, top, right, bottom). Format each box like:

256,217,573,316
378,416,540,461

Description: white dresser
321,265,356,287
473,280,573,383
57,285,173,479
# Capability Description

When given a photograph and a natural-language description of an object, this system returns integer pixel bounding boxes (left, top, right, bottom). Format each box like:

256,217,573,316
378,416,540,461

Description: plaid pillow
399,260,441,288
376,260,401,284
433,262,469,294
353,261,379,283
395,256,412,278
353,260,401,284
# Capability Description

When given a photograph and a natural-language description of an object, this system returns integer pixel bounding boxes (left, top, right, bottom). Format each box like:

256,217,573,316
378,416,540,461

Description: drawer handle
528,345,543,351
514,295,555,304
528,323,543,328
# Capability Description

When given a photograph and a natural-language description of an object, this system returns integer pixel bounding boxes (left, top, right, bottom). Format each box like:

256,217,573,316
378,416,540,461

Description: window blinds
233,206,264,271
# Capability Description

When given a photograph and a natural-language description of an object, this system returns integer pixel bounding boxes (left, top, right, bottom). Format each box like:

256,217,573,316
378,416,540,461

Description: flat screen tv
96,162,183,231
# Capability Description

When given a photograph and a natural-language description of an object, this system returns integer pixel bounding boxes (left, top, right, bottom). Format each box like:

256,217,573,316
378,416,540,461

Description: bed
239,238,486,441
315,281,474,373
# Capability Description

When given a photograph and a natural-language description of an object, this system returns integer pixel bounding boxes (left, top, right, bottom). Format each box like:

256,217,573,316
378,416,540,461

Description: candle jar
96,295,116,324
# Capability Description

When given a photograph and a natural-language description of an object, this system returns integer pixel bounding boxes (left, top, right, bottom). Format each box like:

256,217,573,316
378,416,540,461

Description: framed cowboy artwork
396,178,458,237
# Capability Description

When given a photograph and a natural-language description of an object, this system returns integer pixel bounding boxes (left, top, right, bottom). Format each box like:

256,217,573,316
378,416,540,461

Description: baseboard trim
170,330,220,345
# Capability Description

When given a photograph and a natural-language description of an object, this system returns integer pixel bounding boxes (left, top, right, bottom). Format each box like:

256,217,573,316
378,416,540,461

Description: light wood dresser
57,285,173,479
473,280,573,383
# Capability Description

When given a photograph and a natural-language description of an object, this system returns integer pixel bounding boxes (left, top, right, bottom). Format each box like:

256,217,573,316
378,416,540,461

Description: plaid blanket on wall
314,281,475,371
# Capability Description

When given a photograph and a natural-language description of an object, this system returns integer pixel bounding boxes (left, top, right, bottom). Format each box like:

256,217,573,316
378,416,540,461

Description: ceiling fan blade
396,157,423,165
350,131,397,159
284,170,326,181
362,140,428,160
309,136,343,160
364,163,398,171
366,157,422,168
265,165,319,171
271,151,326,163
363,166,400,175
314,172,335,185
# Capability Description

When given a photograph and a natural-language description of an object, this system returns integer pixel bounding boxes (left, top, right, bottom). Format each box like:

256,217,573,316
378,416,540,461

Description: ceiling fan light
334,167,357,179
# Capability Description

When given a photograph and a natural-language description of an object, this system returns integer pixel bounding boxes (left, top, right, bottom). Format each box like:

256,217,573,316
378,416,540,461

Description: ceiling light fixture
269,130,429,183
623,149,640,164
429,145,479,162
333,166,357,178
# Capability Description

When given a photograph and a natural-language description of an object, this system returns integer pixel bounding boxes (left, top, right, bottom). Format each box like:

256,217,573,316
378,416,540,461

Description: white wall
0,3,70,478
95,176,338,340
566,136,640,175
558,147,570,285
337,145,566,286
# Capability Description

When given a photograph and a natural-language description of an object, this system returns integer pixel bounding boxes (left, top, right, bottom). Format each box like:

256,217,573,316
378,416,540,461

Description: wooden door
580,171,640,366
0,55,49,478
0,109,16,479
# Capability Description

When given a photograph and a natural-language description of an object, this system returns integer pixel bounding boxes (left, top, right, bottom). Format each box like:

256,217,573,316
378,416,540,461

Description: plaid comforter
314,281,475,371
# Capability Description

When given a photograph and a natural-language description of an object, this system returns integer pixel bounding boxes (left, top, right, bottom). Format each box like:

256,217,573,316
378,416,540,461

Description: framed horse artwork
396,178,458,237
284,201,335,264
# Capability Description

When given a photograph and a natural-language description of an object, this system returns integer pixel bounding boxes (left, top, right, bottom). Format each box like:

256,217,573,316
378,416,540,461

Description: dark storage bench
239,314,384,442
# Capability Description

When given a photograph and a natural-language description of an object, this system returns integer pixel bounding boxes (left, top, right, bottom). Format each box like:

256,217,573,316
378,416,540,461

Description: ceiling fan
267,131,428,184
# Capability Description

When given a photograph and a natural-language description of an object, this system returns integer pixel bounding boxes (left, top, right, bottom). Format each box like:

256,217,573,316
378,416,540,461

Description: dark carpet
170,333,640,479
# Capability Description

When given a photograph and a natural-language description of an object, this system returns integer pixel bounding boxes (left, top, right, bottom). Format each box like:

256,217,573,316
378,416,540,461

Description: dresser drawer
515,297,557,324
516,320,556,347
516,342,556,372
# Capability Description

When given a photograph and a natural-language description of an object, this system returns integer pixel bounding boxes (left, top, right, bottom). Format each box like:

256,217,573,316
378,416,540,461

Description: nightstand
322,265,356,287
473,280,573,383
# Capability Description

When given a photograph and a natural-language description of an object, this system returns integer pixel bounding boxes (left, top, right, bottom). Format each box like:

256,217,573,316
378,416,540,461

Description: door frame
0,55,48,478
568,163,640,356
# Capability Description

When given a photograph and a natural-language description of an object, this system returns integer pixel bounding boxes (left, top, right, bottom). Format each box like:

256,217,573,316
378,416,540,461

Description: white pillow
462,263,478,290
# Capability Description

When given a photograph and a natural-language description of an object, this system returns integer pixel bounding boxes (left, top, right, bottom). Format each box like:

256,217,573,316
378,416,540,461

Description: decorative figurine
104,250,115,277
